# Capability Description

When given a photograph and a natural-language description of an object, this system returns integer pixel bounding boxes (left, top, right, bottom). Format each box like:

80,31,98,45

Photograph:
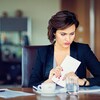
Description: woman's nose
65,35,70,41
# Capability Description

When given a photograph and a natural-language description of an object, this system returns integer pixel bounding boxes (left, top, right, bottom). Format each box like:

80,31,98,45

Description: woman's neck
54,43,70,66
54,42,70,52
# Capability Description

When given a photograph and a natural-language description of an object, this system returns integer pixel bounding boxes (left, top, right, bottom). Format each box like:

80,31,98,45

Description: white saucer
33,88,67,96
35,90,58,96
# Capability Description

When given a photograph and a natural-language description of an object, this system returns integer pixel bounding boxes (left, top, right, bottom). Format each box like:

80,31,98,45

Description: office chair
22,46,42,87
22,45,96,87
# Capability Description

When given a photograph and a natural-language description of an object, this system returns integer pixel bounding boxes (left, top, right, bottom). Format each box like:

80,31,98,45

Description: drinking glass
66,77,79,95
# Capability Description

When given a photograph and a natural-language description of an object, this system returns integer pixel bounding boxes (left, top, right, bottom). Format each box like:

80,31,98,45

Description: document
0,89,34,99
79,86,100,93
52,55,81,87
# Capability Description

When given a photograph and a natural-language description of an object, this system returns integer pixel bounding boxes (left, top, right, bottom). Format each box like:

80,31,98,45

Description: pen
0,90,5,92
33,86,38,91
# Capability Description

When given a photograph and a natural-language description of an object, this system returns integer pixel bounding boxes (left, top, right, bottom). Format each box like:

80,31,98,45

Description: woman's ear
53,33,56,37
53,33,56,39
53,32,56,35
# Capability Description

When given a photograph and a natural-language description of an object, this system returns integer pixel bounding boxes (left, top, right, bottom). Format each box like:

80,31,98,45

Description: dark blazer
28,42,100,87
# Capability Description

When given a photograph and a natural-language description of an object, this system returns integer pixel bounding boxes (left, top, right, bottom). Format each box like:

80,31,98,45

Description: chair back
22,46,41,87
22,46,97,87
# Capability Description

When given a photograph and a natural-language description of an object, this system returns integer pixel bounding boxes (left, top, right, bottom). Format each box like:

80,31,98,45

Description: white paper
79,86,100,93
0,88,34,99
52,55,81,87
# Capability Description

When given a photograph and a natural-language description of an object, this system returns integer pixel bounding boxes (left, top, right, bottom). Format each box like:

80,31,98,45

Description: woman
29,10,100,87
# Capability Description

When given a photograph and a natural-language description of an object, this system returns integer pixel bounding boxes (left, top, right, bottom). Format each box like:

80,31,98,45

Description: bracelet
83,78,87,86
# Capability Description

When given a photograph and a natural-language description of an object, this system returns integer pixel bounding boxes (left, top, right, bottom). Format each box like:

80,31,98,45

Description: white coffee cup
37,83,56,93
66,77,79,95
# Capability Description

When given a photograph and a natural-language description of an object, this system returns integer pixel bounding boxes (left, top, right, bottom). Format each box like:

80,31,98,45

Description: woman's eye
60,33,66,36
70,32,75,35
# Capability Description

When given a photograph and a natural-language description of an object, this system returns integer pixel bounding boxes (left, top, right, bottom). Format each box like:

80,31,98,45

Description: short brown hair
47,10,79,43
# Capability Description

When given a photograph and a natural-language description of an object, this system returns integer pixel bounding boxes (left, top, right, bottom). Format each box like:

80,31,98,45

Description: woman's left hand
63,72,78,80
62,72,87,86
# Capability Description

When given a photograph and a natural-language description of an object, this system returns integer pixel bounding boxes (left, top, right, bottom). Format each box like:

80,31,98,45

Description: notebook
52,55,81,87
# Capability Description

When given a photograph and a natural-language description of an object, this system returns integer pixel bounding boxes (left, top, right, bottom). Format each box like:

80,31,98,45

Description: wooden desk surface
0,88,100,100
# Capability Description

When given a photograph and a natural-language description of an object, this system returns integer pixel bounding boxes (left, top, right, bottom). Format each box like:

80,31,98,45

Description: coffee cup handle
37,85,42,90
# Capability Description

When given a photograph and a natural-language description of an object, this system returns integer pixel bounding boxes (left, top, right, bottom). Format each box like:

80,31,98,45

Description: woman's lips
64,42,70,45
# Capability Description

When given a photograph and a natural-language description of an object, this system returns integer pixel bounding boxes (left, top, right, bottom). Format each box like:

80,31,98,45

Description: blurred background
0,0,100,87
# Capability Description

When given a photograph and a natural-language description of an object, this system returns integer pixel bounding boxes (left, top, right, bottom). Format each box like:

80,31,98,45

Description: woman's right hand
49,66,63,80
43,66,62,84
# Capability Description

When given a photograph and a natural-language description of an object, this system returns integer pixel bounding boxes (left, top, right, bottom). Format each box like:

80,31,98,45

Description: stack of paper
0,89,34,99
52,55,81,87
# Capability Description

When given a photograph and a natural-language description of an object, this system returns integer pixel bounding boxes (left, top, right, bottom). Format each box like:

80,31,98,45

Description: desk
0,88,100,100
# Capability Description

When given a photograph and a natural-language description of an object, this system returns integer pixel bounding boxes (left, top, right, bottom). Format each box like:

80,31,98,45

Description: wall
61,0,90,45
95,0,100,60
61,0,100,61
0,0,60,45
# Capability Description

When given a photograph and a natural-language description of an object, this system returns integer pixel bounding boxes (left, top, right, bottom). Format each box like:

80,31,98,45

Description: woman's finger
62,72,78,80
49,66,62,79
54,66,62,78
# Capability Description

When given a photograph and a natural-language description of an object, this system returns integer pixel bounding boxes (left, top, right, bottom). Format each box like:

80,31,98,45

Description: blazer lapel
70,42,79,74
70,42,78,59
45,45,54,78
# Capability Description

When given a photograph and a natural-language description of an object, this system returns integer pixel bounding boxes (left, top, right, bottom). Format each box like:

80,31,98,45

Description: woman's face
55,24,76,49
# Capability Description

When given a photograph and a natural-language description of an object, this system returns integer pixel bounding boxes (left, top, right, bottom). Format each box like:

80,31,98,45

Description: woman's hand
43,66,62,83
63,72,89,86
63,72,78,80
49,66,62,79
